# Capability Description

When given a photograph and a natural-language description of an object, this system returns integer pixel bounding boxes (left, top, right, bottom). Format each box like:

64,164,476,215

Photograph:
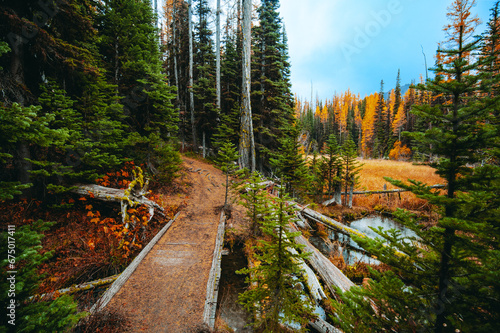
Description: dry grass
357,159,443,190
353,159,445,212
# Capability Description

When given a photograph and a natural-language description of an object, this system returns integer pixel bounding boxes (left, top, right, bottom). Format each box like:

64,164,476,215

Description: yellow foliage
388,141,412,161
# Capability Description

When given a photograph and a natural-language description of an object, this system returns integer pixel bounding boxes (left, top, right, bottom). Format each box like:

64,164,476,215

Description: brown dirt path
106,156,229,332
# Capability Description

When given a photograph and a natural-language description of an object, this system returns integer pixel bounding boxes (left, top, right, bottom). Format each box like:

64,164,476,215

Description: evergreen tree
270,134,309,197
373,80,387,158
238,189,314,332
320,134,343,204
341,138,362,208
251,0,295,172
216,141,239,208
239,172,270,237
193,0,218,156
0,221,85,332
387,70,402,151
0,0,112,193
213,29,241,148
97,0,179,178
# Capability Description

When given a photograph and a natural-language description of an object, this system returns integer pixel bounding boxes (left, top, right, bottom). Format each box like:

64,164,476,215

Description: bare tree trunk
202,131,206,158
239,0,255,172
172,1,184,150
114,36,119,84
188,0,197,151
348,183,354,208
10,35,32,194
173,1,180,106
215,0,221,110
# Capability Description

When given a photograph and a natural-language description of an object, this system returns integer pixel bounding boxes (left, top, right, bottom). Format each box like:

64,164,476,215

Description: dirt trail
106,156,230,332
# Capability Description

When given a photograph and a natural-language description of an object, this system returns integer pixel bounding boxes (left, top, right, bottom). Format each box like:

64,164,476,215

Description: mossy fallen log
30,275,119,301
71,184,165,217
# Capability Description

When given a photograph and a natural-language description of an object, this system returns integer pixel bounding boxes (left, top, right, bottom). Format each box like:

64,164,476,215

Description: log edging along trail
203,210,226,329
89,211,181,314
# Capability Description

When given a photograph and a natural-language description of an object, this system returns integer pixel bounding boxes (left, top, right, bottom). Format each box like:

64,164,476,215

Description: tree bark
215,0,221,110
71,184,164,220
238,0,255,172
188,0,197,151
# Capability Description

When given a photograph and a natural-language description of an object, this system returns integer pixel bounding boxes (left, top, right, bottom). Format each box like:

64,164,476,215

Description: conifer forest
0,0,499,332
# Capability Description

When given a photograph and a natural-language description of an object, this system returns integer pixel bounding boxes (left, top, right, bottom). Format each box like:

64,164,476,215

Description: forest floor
102,156,247,332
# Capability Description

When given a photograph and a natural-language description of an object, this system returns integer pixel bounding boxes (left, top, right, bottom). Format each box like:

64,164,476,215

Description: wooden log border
203,210,226,329
89,211,181,314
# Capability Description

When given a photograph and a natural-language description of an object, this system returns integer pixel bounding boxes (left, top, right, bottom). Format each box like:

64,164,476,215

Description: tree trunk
202,131,206,158
348,183,354,208
10,41,32,194
188,0,197,151
334,182,342,205
238,0,255,172
172,1,180,108
215,0,221,110
15,141,31,187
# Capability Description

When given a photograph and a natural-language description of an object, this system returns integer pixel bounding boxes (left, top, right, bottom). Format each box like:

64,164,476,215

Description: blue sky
278,0,494,102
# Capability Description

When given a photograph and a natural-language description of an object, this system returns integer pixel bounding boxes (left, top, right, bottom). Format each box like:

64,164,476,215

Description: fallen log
289,223,355,295
288,242,327,303
322,184,446,206
310,317,342,333
89,212,180,314
292,202,367,240
203,211,226,329
295,211,312,230
30,274,119,301
295,204,407,257
71,184,165,217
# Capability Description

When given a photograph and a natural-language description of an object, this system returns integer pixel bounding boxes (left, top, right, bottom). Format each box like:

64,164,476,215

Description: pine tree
98,0,179,178
238,189,314,332
320,134,343,204
340,138,362,208
193,0,218,157
373,80,387,158
0,0,108,192
216,141,239,209
239,172,270,237
213,31,241,148
0,221,85,331
251,0,295,171
270,134,309,197
387,70,402,151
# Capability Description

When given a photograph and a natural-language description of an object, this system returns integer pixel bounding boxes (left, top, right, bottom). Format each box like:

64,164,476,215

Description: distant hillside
384,83,411,100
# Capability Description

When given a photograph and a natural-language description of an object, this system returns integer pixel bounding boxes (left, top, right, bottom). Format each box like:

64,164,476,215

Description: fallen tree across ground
321,184,446,206
30,275,119,301
289,223,355,295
